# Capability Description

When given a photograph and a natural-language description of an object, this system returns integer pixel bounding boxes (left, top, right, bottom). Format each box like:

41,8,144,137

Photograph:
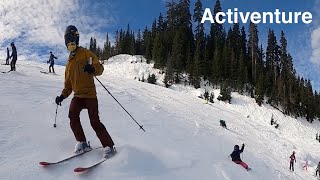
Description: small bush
147,74,157,84
217,87,232,103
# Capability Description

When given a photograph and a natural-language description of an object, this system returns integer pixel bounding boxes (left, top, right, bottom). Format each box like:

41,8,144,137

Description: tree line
88,0,320,122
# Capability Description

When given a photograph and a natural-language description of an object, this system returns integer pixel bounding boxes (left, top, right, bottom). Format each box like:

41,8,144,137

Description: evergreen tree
209,92,215,103
171,27,185,83
136,29,143,55
192,0,205,88
147,74,157,84
165,0,178,55
218,83,232,103
248,22,259,84
152,32,166,68
102,33,111,60
143,27,152,61
164,54,175,87
265,29,280,105
255,74,264,106
130,31,136,55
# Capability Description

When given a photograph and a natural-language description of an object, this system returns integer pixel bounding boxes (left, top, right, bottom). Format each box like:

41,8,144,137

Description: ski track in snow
0,55,319,180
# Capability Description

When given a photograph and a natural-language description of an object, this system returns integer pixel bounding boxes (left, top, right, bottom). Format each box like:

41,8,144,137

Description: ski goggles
65,33,76,45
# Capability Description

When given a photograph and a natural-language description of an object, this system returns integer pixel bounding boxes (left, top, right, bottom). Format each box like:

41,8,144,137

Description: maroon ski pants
68,97,114,148
233,161,248,169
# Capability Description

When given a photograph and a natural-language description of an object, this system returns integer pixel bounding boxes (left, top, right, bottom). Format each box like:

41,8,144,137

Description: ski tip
39,162,51,166
74,167,87,173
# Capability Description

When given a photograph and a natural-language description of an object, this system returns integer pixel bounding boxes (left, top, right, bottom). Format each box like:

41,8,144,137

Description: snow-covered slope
1,56,320,180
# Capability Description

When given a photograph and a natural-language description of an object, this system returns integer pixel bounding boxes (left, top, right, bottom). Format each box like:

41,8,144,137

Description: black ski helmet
64,25,79,47
234,145,239,150
10,42,14,46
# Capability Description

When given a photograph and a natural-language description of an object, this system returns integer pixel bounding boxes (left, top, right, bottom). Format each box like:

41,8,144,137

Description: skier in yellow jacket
55,25,115,158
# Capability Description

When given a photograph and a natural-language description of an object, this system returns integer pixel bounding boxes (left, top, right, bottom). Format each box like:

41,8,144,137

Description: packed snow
0,55,320,180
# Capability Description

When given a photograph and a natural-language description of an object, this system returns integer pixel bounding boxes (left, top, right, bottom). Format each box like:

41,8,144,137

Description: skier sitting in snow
316,162,320,177
289,151,296,171
220,120,227,128
271,117,274,125
230,143,251,171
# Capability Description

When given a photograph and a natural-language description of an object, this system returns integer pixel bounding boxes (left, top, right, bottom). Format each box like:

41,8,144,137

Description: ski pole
94,76,146,132
54,104,58,128
16,64,24,74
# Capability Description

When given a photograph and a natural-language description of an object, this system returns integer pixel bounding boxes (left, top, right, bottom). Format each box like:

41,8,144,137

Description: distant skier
47,51,57,73
220,120,227,129
316,162,320,177
289,151,296,171
10,42,17,71
5,47,10,65
230,143,251,171
55,25,116,158
303,160,308,171
316,133,319,141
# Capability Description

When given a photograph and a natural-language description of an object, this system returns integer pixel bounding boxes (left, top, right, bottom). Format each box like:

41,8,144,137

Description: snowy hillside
1,56,320,180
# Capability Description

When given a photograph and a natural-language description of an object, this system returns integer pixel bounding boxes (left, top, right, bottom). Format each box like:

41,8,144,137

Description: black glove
55,95,64,106
83,64,95,74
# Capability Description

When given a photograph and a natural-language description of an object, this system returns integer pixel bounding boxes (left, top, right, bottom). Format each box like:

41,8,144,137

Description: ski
74,150,117,173
40,71,49,74
74,158,108,173
39,146,102,166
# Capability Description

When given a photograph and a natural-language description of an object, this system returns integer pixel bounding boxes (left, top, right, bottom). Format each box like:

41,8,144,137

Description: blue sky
0,0,319,90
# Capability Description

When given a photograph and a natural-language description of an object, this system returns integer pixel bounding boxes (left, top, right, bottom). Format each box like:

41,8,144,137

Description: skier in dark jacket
289,151,296,171
230,144,251,170
5,47,10,65
316,162,320,177
10,42,17,71
47,52,57,73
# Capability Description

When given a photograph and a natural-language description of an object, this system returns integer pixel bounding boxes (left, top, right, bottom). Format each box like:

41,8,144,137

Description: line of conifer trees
88,0,320,122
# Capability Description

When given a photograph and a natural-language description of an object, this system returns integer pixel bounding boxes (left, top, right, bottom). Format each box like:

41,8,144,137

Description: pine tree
255,74,264,106
89,37,94,52
114,30,121,54
130,31,136,55
152,32,166,68
171,27,185,83
209,92,215,103
265,29,280,105
102,33,111,60
157,13,165,33
165,0,178,56
279,31,290,114
218,83,232,103
248,22,259,84
136,29,143,55
164,54,175,88
147,74,157,84
192,0,205,88
143,27,152,61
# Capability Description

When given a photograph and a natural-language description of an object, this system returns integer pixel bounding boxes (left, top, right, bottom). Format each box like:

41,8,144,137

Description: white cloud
0,0,116,62
310,0,320,66
311,27,320,65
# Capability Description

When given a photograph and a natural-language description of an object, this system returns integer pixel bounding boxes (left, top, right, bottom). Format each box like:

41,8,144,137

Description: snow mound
105,54,164,85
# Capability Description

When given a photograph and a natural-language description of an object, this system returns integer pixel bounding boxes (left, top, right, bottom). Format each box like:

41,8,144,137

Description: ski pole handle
88,57,92,65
